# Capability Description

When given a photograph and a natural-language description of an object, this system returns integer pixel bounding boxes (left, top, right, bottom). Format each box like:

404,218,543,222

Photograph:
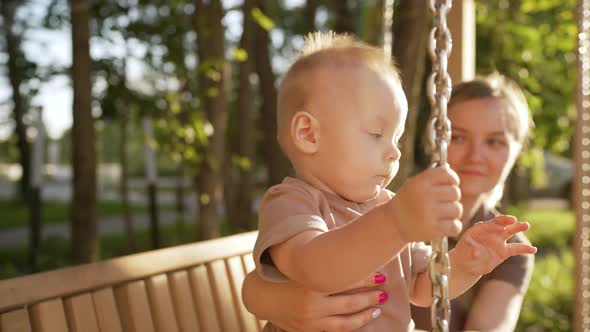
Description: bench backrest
0,231,264,332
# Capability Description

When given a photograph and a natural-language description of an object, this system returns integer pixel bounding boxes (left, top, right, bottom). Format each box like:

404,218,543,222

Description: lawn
0,199,149,230
507,206,575,254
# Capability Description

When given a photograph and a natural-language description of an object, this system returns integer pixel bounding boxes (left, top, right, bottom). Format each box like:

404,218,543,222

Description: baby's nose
386,144,401,161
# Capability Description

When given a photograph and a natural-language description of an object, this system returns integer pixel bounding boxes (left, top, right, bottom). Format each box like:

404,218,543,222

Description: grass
0,216,245,280
0,218,198,279
506,206,575,254
0,199,149,231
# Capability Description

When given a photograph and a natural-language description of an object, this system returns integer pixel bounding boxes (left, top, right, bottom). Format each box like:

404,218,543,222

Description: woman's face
447,97,516,198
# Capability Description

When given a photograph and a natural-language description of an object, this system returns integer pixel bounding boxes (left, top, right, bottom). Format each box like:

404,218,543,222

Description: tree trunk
229,0,257,231
1,0,31,203
389,0,429,190
304,0,319,33
361,0,385,46
255,3,292,186
70,0,98,263
194,0,228,239
330,0,355,34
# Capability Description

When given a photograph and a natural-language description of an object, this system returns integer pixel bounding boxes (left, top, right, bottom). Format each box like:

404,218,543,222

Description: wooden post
447,0,475,83
143,116,160,249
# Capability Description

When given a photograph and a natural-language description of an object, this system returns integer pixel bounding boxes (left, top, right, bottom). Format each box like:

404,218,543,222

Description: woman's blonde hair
449,73,534,209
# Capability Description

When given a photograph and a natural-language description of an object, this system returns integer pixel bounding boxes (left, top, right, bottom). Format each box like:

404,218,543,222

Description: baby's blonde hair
450,73,534,209
277,31,402,158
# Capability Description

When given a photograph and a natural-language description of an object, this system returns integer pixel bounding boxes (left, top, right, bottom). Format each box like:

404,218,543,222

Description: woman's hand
242,272,388,332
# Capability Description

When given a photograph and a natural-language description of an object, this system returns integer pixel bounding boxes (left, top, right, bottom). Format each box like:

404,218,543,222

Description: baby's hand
453,215,537,276
389,166,463,242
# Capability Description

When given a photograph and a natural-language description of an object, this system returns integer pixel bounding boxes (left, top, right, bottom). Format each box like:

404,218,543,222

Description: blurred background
0,1,577,330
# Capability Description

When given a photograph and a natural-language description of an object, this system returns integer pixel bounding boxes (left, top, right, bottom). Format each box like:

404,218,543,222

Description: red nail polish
378,292,388,303
374,274,386,284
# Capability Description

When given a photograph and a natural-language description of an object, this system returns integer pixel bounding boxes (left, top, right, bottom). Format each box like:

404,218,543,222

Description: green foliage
476,0,577,157
506,206,574,253
516,251,574,332
503,207,575,331
233,48,249,62
251,8,275,31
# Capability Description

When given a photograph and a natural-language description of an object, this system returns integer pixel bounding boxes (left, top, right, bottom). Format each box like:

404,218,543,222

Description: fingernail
378,292,388,303
371,308,382,319
374,274,386,284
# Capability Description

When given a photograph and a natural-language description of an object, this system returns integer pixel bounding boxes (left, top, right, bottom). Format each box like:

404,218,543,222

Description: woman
242,73,535,332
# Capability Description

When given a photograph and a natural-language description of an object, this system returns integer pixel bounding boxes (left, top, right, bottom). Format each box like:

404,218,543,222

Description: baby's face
311,66,407,202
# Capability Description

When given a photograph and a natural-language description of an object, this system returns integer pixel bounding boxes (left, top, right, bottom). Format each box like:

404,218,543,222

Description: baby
252,32,536,331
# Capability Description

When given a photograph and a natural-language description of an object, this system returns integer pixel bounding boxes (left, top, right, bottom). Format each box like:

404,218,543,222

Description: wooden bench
0,231,264,332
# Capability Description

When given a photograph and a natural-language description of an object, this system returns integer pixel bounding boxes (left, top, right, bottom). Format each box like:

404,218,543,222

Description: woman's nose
467,140,485,161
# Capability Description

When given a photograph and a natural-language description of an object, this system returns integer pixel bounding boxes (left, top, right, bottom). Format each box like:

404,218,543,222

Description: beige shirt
411,208,535,331
254,177,431,332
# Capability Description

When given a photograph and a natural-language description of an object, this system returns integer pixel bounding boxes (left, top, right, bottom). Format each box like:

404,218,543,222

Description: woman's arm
242,271,386,332
463,280,525,331
411,216,535,307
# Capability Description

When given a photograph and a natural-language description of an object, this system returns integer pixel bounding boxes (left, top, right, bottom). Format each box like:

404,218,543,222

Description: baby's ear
291,111,320,154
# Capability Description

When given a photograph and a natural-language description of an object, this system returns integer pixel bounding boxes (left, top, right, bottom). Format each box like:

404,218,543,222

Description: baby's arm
270,167,463,293
269,202,405,293
411,215,537,306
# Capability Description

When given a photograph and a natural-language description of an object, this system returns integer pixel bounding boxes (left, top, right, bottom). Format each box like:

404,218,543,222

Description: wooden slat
64,294,100,332
146,274,179,332
226,256,260,332
1,308,32,332
189,265,221,332
92,288,123,332
30,298,68,332
114,281,155,332
0,231,258,312
208,260,241,331
168,271,200,332
241,253,256,274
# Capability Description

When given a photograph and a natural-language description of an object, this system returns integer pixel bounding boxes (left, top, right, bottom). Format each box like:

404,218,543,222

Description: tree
193,0,228,239
1,0,32,202
389,0,430,189
304,0,319,33
229,0,258,231
70,0,98,263
255,3,291,187
329,0,355,34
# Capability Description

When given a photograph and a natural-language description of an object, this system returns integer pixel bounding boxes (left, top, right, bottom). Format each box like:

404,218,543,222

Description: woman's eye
451,134,464,142
487,138,507,147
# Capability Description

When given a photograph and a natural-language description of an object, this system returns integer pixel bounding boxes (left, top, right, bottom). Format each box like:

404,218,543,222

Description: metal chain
575,0,590,330
426,1,453,331
383,0,395,60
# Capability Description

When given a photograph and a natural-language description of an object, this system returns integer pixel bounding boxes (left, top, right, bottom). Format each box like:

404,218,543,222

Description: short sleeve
481,233,534,292
253,182,329,282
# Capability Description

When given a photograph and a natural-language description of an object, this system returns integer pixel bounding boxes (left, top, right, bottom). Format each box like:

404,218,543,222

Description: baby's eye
369,132,383,139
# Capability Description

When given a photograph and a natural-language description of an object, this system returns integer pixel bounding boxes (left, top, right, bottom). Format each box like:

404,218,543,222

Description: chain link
383,0,395,60
427,1,453,331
